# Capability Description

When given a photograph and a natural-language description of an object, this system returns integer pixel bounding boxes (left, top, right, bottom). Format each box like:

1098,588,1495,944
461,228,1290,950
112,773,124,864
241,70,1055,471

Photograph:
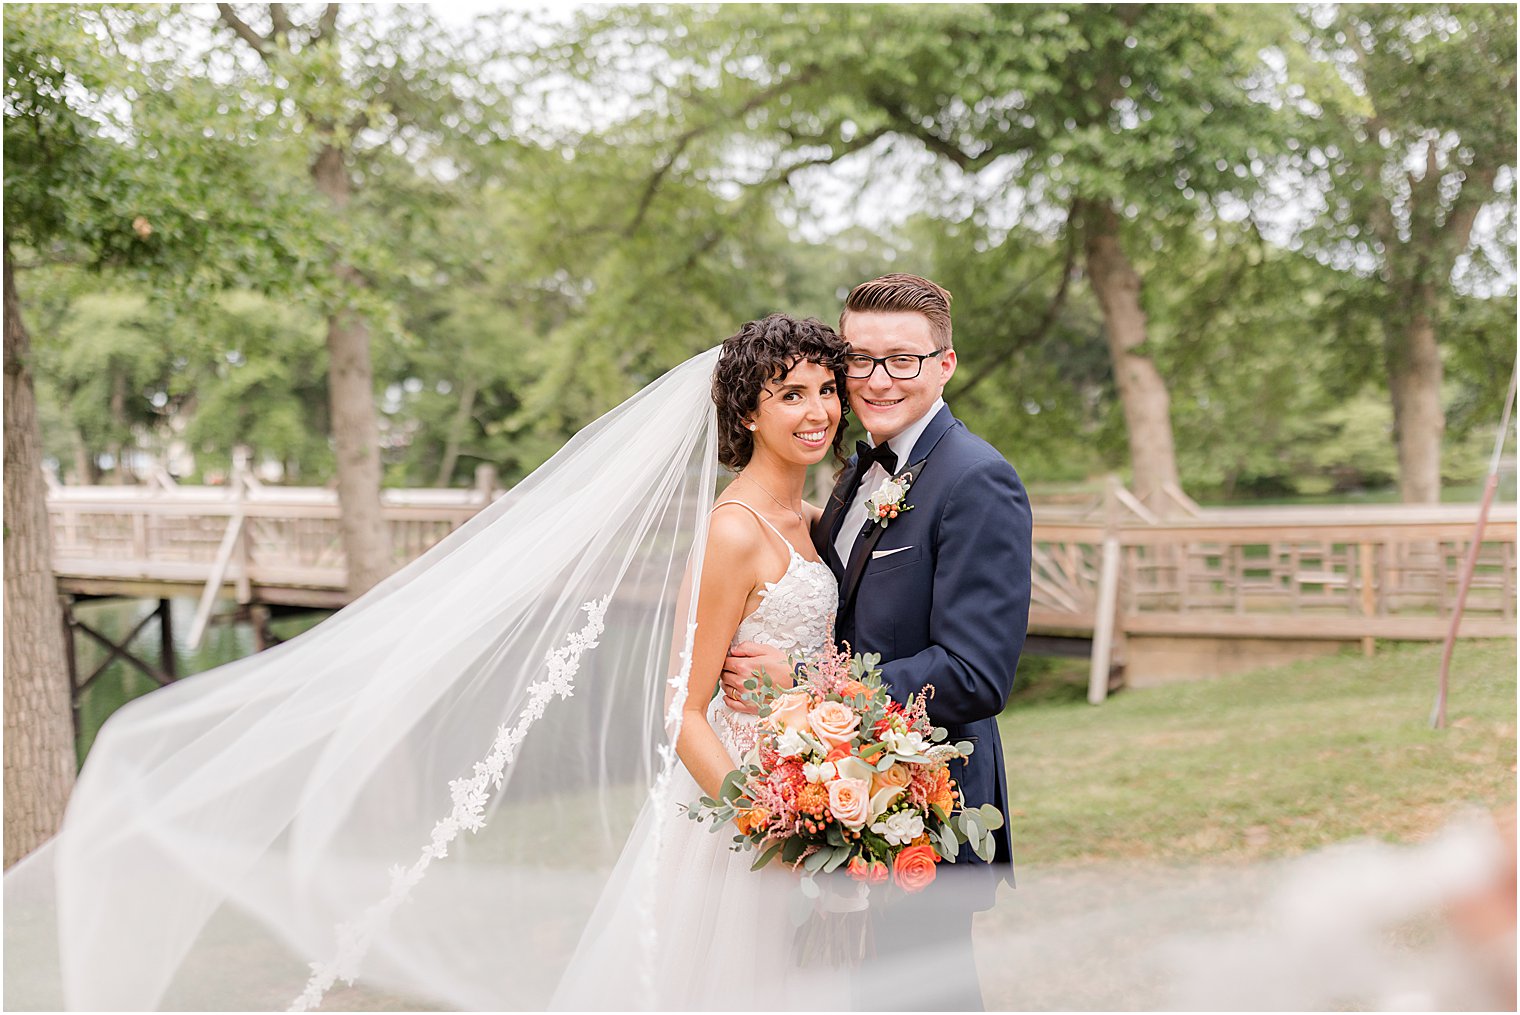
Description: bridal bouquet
688,646,1003,895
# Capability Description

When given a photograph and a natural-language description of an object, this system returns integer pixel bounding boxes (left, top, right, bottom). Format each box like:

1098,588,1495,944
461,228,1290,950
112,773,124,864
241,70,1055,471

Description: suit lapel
814,458,864,576
836,406,962,622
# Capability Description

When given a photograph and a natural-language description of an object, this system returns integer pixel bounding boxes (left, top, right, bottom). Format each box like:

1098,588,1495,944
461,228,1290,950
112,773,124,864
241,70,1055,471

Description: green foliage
8,4,1513,499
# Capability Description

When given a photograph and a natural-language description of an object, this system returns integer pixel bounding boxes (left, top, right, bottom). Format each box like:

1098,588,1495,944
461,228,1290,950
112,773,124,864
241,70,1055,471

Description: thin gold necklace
741,474,804,525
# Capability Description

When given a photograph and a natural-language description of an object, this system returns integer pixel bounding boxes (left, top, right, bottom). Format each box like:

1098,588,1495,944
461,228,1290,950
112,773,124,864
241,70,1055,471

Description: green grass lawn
1000,639,1517,865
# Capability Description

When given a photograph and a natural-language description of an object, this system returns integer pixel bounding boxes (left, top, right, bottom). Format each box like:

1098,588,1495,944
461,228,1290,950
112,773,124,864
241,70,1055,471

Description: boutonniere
865,472,914,527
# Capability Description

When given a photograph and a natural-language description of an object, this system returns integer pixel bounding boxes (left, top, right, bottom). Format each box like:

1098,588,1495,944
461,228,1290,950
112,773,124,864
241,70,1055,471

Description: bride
3,314,856,1011
553,313,850,1009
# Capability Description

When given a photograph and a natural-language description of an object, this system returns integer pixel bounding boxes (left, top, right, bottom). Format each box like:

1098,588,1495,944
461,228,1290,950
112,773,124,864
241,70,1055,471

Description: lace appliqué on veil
290,595,612,1013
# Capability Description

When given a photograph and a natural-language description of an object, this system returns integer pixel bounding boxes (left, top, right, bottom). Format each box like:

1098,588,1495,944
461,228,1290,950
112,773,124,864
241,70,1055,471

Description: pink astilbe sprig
902,687,933,731
905,764,937,812
800,643,856,697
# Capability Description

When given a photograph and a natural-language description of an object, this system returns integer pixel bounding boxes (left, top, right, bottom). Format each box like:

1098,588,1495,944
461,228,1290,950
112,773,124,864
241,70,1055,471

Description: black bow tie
855,440,898,477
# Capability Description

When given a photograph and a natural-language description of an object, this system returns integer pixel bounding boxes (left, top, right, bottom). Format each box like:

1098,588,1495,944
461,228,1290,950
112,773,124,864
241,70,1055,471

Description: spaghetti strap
711,499,800,556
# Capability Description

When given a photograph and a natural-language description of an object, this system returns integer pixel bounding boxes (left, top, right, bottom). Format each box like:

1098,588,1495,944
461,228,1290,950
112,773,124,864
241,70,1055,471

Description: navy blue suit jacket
814,405,1031,891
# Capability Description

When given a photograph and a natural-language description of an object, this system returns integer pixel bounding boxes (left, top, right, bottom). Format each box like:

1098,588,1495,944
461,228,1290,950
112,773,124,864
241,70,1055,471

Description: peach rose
826,777,871,830
871,762,913,796
808,700,860,747
892,843,939,893
733,806,769,836
768,690,812,733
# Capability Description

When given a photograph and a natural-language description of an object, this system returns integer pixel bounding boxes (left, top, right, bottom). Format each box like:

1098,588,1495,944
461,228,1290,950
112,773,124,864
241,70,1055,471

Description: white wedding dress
552,501,849,1010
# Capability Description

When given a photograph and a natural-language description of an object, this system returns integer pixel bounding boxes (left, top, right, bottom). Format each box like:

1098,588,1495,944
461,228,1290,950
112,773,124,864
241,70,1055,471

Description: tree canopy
7,2,1515,503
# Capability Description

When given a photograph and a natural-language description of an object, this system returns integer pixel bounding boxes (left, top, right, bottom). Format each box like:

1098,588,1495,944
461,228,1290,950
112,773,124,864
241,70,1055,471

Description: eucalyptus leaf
751,840,784,871
719,769,746,802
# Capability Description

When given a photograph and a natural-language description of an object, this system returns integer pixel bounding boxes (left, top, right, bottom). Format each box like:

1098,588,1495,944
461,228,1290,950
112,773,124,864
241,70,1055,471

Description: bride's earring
746,423,756,431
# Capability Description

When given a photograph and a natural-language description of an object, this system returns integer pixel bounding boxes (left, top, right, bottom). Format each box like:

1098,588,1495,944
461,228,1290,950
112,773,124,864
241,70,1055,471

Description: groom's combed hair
840,273,954,349
713,314,849,471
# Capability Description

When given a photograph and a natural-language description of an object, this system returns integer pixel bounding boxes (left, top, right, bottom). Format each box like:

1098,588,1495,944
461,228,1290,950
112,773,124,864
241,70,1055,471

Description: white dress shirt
833,397,946,567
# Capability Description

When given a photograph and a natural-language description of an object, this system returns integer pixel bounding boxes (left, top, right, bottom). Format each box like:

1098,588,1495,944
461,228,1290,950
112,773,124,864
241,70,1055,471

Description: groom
723,273,1032,1008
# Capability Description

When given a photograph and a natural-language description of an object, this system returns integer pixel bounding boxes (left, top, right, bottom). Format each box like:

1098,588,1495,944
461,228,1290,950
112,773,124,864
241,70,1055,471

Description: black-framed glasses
842,349,946,380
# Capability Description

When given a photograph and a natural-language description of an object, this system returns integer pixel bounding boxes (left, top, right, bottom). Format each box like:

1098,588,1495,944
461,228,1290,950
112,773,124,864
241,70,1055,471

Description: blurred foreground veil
4,347,725,1011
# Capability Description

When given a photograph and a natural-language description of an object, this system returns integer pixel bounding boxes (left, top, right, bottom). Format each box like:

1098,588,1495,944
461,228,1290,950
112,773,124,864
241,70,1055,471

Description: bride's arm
674,509,763,799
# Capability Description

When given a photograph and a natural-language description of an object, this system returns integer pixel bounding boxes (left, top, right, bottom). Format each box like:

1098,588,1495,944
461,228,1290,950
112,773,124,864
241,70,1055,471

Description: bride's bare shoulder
706,498,768,558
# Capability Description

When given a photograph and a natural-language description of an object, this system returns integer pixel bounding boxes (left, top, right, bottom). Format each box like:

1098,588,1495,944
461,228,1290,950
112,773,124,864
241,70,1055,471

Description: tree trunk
311,142,393,595
109,369,129,484
72,428,96,485
4,246,77,868
1078,200,1183,509
1386,282,1445,504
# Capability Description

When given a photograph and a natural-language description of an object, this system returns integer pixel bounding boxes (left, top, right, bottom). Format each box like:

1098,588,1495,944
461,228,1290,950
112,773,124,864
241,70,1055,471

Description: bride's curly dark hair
712,313,850,471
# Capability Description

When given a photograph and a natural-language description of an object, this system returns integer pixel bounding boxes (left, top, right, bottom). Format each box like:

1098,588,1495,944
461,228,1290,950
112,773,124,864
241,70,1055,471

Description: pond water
72,598,329,764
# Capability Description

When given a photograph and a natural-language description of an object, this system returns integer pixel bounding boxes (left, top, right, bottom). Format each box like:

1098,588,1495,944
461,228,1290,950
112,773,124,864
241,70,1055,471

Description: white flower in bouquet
775,729,810,758
821,756,875,785
871,810,926,847
882,728,929,757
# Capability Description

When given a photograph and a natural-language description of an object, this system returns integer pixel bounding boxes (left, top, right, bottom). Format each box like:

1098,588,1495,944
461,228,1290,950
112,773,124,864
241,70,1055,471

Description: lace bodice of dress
706,503,837,761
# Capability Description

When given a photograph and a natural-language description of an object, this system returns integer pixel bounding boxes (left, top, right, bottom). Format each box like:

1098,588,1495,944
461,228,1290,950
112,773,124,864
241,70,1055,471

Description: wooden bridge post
1358,541,1376,658
60,594,80,742
1088,477,1124,704
157,598,177,679
474,464,499,501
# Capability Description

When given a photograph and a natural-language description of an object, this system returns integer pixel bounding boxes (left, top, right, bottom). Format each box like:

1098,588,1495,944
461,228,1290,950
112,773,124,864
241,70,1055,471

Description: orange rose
839,679,870,700
893,843,939,893
825,743,854,763
733,806,769,836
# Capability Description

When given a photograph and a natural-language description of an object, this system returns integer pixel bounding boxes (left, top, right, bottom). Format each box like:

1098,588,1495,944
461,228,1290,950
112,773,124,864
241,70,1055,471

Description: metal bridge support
62,596,178,737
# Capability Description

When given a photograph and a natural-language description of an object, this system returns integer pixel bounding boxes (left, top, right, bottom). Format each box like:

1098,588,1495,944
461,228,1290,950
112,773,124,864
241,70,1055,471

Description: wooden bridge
48,476,1516,703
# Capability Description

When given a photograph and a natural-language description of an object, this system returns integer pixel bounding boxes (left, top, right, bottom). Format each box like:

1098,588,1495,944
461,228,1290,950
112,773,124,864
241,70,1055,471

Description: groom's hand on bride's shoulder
720,641,791,713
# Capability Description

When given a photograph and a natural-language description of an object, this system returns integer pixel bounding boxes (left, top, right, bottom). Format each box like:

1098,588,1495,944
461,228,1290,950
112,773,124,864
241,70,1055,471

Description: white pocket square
871,546,913,560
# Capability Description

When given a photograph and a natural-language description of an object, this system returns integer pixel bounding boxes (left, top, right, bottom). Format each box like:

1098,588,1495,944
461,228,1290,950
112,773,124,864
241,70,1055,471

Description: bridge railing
1032,510,1516,635
49,484,488,607
50,484,1516,671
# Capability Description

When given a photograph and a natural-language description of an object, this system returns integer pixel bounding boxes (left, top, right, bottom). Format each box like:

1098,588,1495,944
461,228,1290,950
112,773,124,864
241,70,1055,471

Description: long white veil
4,346,722,1011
